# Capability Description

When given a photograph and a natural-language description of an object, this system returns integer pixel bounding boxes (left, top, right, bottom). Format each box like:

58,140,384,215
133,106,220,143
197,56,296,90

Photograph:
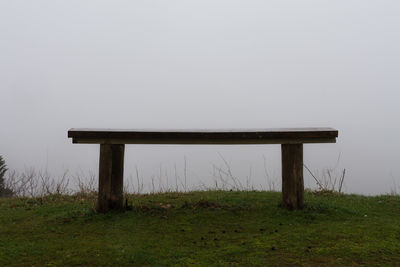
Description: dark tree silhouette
0,155,7,187
0,155,13,197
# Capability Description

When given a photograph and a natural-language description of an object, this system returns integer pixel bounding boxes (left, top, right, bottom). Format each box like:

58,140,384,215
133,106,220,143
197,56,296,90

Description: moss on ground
1,191,400,266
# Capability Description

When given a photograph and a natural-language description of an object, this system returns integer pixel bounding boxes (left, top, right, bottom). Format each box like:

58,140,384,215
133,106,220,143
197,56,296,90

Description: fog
1,1,399,195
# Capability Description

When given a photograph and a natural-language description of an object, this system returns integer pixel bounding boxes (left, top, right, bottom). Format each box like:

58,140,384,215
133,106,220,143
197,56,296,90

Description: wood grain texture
69,128,338,212
97,144,125,213
68,128,338,145
281,144,304,210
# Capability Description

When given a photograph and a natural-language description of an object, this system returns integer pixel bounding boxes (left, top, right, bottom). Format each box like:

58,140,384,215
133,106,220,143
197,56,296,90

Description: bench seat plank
68,128,338,145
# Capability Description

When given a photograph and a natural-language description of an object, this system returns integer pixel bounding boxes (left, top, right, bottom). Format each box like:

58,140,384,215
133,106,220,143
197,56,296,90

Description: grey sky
1,1,399,194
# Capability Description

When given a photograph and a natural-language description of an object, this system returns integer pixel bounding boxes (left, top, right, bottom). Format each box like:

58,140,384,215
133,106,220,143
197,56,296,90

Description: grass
1,191,400,266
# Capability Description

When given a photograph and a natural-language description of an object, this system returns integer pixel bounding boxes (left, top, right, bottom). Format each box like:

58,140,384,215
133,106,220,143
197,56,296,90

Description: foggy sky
1,1,399,194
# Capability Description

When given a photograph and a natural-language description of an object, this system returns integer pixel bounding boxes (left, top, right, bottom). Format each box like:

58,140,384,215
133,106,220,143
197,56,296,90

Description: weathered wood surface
281,144,304,209
68,127,338,212
68,128,338,144
97,144,125,212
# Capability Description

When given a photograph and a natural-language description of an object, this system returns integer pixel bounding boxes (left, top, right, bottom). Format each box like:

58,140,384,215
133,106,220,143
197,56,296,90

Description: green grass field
1,191,400,266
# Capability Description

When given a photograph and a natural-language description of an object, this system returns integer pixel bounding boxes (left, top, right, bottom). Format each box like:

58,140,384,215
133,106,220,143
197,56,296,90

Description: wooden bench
68,128,338,212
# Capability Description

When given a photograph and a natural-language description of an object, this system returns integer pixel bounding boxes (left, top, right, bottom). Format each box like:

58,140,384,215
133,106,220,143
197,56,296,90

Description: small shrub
0,155,14,197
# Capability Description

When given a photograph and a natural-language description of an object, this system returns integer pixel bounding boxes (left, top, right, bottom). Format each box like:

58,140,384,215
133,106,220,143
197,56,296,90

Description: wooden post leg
281,144,304,210
97,144,125,212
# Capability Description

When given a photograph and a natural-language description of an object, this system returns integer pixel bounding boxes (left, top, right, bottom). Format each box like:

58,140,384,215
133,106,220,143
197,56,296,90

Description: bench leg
97,144,125,213
281,144,304,210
